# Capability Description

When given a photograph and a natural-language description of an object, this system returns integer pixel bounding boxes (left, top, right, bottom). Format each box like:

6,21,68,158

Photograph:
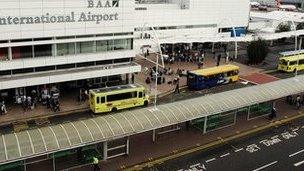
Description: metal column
52,156,56,171
203,117,208,134
152,129,156,142
103,141,108,161
126,137,130,155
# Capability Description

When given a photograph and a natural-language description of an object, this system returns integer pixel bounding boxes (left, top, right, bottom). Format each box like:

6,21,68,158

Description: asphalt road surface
147,120,304,171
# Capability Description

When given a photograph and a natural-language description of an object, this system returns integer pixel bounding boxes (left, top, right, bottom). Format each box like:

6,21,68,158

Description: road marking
289,149,304,157
252,161,278,171
294,160,304,167
235,148,244,152
292,127,299,132
302,126,304,129
220,153,230,158
230,145,238,150
259,139,268,143
190,163,200,168
271,135,279,139
205,158,216,163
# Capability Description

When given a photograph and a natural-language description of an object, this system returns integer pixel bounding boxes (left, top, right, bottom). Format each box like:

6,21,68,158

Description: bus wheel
144,100,148,106
112,107,117,112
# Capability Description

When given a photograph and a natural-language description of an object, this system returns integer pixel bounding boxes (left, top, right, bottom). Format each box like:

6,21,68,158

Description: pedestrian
92,156,100,171
296,95,301,110
27,96,32,110
145,76,151,85
216,54,221,66
1,101,7,114
225,51,229,63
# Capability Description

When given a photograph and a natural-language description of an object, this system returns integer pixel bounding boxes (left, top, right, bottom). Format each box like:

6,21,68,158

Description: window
76,41,94,54
35,66,56,72
114,39,126,50
34,44,52,57
57,43,75,56
114,58,130,64
107,92,134,102
139,92,143,98
96,40,109,52
290,61,297,65
97,97,100,104
12,68,34,74
57,64,75,70
100,97,105,103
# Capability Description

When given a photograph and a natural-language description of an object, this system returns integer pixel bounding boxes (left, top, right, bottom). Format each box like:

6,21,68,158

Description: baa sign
87,0,120,8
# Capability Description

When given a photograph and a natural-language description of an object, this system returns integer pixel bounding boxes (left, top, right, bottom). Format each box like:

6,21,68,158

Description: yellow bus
89,84,149,113
187,65,240,90
278,50,304,72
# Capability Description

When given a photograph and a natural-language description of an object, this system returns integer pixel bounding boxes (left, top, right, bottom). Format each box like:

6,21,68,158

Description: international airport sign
0,0,120,26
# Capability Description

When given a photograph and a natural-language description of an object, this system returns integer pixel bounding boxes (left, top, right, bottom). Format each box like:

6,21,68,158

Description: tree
296,22,304,30
247,39,269,65
276,23,291,33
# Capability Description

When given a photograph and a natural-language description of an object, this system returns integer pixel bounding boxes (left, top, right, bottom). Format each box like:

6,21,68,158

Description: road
147,120,304,171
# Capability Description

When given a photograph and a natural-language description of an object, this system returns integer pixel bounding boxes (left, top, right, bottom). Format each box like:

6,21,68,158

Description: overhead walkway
1,75,304,165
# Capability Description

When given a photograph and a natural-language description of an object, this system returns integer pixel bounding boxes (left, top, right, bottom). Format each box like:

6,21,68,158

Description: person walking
296,95,301,110
269,107,277,120
92,156,100,171
216,54,221,66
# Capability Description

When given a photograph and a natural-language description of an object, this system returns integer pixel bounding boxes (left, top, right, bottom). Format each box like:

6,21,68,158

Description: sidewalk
0,93,89,127
69,98,302,171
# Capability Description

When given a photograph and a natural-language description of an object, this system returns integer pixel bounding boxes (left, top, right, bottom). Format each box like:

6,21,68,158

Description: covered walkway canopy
1,75,304,165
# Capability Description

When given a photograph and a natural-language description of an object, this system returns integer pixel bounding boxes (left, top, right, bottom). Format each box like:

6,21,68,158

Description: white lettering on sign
0,0,120,26
246,144,261,153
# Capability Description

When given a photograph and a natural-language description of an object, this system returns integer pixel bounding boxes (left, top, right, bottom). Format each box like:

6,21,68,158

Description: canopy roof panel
1,75,304,164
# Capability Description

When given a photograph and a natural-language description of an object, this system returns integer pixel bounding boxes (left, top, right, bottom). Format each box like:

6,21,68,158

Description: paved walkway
241,73,280,84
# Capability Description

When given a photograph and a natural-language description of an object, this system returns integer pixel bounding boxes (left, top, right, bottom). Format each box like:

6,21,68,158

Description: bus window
97,97,100,104
299,59,304,65
107,92,132,102
131,91,137,98
279,59,288,65
100,97,105,103
290,61,297,66
139,92,143,98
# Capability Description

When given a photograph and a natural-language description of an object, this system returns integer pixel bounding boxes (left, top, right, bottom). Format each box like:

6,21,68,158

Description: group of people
286,95,304,110
0,101,7,115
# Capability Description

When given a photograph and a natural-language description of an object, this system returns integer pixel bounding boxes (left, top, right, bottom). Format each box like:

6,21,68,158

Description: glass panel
76,41,94,54
57,43,75,56
206,112,235,132
96,40,108,52
114,39,126,50
12,46,33,59
0,48,8,61
34,44,52,57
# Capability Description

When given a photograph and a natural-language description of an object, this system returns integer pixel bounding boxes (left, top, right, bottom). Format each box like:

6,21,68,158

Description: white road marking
220,153,230,158
205,158,216,163
259,139,268,143
302,126,304,129
289,149,304,157
190,163,200,168
177,169,184,171
271,135,279,139
294,160,304,167
252,161,278,171
230,145,238,150
292,128,299,132
235,148,244,152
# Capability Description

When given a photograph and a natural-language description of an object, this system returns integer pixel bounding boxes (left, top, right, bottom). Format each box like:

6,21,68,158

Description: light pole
140,23,164,110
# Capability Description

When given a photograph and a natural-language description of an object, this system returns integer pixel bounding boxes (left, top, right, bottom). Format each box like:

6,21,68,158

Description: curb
123,111,304,171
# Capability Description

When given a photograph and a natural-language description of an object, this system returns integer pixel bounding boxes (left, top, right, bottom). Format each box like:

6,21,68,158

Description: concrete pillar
299,37,303,50
234,41,238,59
52,38,57,57
270,40,273,46
126,74,129,84
52,156,56,171
103,141,108,161
8,42,12,61
212,42,215,53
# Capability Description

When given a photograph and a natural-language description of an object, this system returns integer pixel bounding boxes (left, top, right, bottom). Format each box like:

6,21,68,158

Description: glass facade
57,43,75,56
34,45,52,57
0,48,8,61
76,41,94,54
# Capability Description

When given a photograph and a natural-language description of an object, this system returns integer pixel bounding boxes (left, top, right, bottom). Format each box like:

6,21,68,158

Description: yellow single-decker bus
89,84,149,114
278,50,304,72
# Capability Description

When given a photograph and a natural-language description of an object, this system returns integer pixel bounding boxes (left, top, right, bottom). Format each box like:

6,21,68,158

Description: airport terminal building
0,0,250,102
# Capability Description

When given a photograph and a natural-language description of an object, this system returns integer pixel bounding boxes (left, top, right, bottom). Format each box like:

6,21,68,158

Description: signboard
0,0,133,40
